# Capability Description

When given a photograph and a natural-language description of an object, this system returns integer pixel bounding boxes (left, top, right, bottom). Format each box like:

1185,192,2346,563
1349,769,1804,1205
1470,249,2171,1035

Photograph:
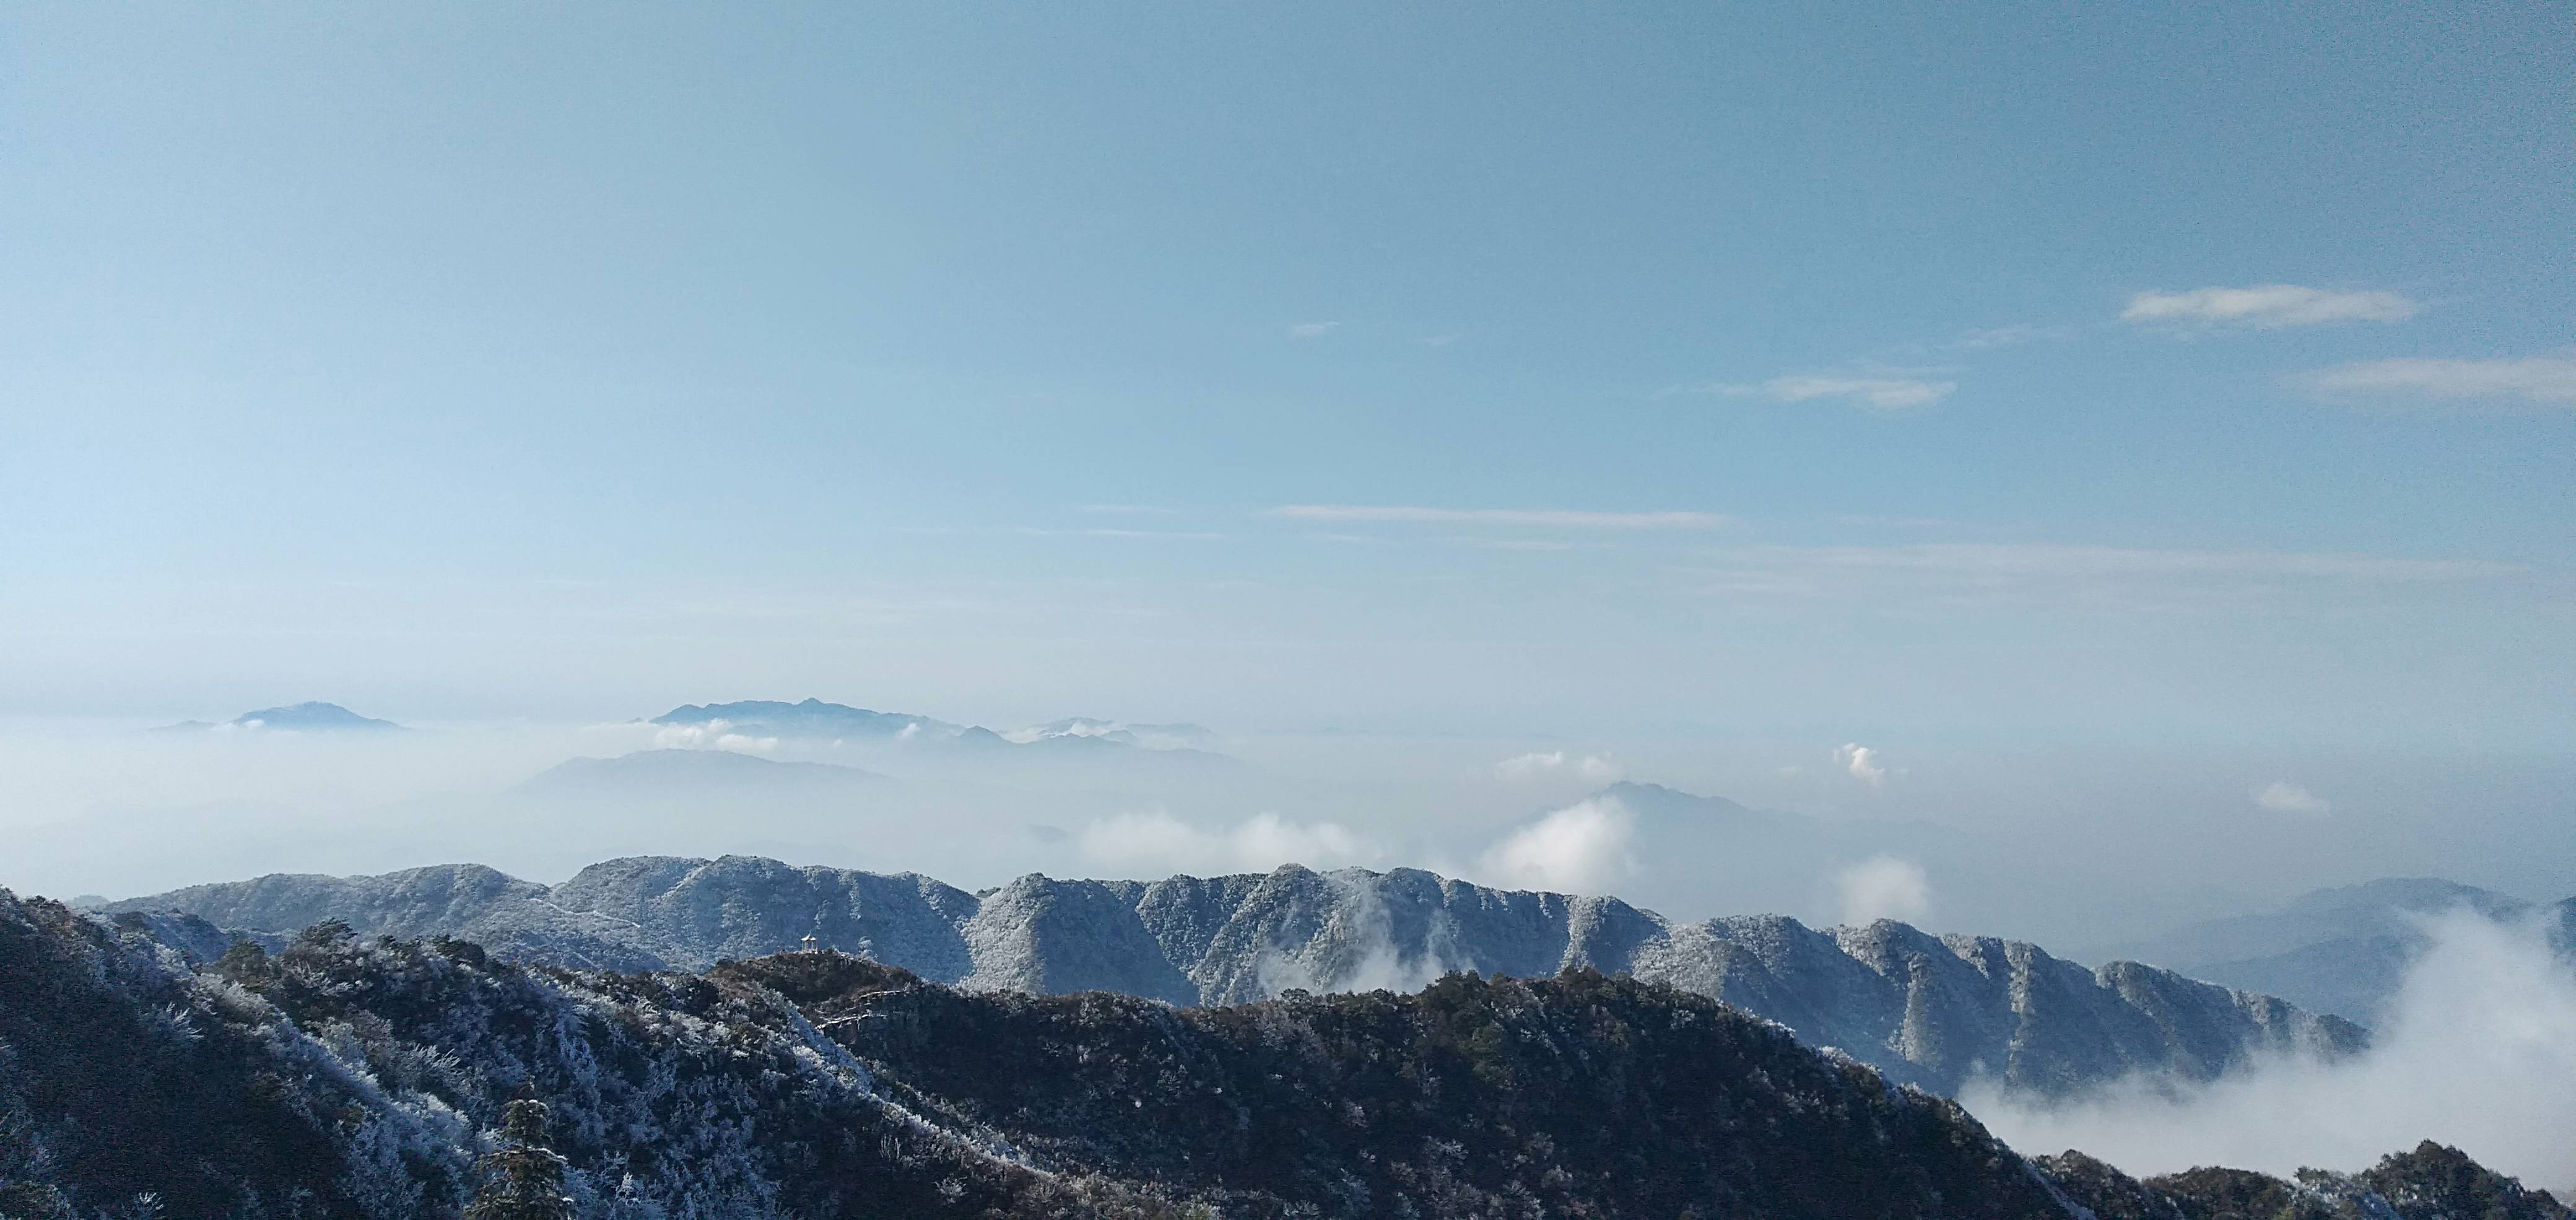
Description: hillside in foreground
7,888,2567,1219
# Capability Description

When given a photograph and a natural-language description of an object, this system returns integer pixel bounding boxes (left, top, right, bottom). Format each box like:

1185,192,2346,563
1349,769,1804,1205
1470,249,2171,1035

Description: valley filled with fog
7,699,2568,954
14,697,2573,1192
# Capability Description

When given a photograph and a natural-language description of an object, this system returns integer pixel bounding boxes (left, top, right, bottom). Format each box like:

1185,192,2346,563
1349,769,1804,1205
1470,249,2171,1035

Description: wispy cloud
1947,324,2073,351
1459,538,1576,552
1705,543,2518,583
1077,504,1179,515
1679,542,2528,612
2121,285,2421,328
2253,782,2331,816
1836,855,1930,924
1273,505,1730,530
2305,355,2576,408
1079,809,1372,874
1496,750,1623,783
1700,375,1957,411
1289,321,1341,338
1016,526,1228,541
1477,796,1635,894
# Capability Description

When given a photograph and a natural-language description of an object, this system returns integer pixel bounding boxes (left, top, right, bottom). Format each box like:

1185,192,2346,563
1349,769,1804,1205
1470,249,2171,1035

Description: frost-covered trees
465,1100,572,1220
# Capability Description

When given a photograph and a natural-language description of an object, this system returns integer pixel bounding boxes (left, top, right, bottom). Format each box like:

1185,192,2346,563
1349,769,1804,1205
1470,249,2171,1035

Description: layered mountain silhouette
110,853,2363,1097
2110,877,2572,1022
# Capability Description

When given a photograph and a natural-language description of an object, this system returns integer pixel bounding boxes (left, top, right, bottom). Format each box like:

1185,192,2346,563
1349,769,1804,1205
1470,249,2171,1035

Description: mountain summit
651,697,975,741
157,702,406,733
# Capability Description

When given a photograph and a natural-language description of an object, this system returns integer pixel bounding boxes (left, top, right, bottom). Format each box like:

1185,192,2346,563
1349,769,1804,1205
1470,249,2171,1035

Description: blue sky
2,2,2570,747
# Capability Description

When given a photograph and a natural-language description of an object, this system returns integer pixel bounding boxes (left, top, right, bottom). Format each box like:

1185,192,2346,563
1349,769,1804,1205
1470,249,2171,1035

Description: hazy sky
4,3,2570,749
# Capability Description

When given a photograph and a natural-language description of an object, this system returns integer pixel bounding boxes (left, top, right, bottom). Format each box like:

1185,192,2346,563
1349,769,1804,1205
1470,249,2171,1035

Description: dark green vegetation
2,888,2561,1219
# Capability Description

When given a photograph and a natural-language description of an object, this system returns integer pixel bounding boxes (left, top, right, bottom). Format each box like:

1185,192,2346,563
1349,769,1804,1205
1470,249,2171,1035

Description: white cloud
1683,544,2522,608
1076,810,1370,875
650,719,780,755
1949,324,2071,351
1464,538,1576,552
1836,743,1887,789
1836,855,1931,925
1964,911,2576,1185
1271,505,1729,529
1710,375,1957,411
2122,285,2421,328
1015,526,1229,541
1477,796,1635,894
2307,355,2576,407
2254,781,2331,816
1255,880,1468,998
1495,750,1624,783
1770,544,2509,582
1289,321,1341,338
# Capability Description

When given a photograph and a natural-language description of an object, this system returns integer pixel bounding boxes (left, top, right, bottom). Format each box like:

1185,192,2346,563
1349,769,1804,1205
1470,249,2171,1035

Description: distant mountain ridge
651,697,1229,759
110,854,2364,1097
2110,877,2559,1022
157,700,405,733
654,697,982,742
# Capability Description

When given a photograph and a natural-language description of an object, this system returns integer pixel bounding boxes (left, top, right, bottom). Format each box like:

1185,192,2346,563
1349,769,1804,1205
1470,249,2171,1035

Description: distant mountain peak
652,697,964,736
2108,874,2538,1023
163,702,405,732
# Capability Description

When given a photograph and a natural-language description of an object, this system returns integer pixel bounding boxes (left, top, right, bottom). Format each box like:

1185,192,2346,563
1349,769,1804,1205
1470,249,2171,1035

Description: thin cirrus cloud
1288,320,1341,338
2253,782,2331,816
1272,505,1730,529
2121,284,2421,328
2305,355,2576,409
1706,375,1957,411
1016,526,1229,541
1681,542,2525,607
1711,543,2518,583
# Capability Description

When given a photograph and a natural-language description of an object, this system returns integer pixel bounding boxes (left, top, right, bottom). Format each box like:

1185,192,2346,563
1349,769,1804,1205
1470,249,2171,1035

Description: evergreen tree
466,1099,572,1220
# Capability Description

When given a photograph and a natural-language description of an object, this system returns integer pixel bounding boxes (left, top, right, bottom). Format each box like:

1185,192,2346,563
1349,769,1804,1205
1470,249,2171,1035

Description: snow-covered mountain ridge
110,853,2364,1096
